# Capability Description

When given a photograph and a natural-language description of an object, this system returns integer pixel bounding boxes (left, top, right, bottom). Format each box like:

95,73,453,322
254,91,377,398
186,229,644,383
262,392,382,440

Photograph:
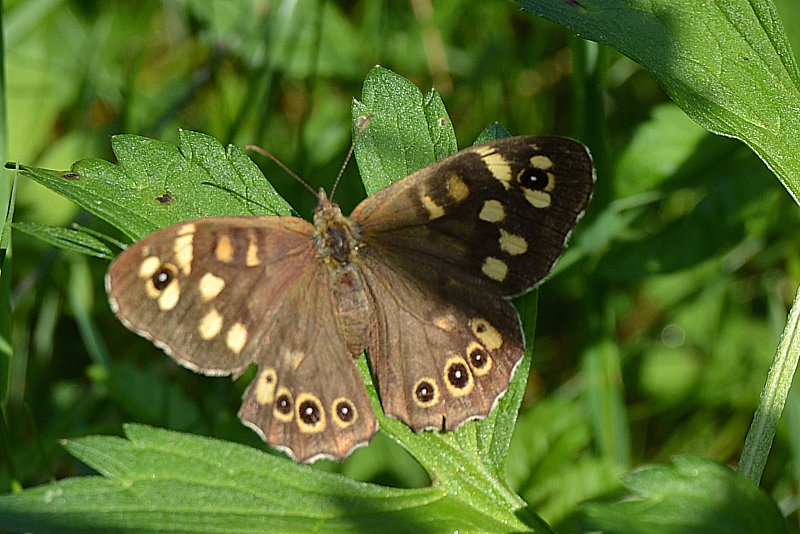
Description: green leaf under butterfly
8,130,293,243
12,222,113,260
0,425,524,534
2,66,548,533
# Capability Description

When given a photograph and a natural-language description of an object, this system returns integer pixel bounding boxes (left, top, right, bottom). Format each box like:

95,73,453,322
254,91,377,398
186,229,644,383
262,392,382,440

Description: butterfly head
313,189,361,267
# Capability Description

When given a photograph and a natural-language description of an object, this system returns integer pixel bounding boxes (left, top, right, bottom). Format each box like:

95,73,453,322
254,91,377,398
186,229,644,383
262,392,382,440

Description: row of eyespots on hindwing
411,316,502,412
252,362,360,434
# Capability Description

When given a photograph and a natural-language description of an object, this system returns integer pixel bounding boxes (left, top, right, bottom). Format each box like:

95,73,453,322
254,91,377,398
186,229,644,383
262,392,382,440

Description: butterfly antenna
330,114,374,199
245,144,318,198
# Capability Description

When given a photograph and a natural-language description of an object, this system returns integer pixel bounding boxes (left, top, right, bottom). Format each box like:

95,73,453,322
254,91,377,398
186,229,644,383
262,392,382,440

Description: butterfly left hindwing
106,134,594,462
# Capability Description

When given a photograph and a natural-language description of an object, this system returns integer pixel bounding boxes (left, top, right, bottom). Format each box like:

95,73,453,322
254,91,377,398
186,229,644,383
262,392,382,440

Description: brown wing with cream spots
349,136,593,430
106,216,376,462
351,136,594,297
359,250,523,431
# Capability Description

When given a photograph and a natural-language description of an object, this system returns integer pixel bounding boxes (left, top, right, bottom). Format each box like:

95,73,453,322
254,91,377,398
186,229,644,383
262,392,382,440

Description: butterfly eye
446,361,470,388
300,401,321,424
444,357,474,397
518,167,549,190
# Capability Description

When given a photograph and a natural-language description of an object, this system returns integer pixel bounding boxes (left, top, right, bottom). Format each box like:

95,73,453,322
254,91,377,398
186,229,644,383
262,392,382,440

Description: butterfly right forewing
351,136,594,431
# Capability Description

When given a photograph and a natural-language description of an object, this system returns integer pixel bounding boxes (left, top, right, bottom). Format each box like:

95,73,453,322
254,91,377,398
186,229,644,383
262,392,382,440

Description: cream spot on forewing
479,199,505,223
481,257,508,282
255,368,278,404
198,308,223,340
531,154,553,170
145,282,161,299
447,174,470,202
199,272,225,301
481,152,512,190
226,322,248,354
178,223,196,236
421,194,445,220
499,229,528,256
472,145,494,156
157,279,180,310
246,235,261,266
524,188,552,208
215,235,234,263
471,318,503,350
173,233,194,275
138,256,161,278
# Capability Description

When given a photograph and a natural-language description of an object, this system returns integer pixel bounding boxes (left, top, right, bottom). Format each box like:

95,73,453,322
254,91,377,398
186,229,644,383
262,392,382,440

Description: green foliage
583,456,787,534
3,0,800,532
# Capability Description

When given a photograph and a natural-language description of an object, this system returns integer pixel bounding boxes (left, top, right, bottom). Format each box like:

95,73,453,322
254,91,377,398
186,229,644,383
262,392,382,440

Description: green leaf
521,0,800,204
9,130,292,241
582,456,788,534
12,222,113,260
352,66,457,194
0,425,521,534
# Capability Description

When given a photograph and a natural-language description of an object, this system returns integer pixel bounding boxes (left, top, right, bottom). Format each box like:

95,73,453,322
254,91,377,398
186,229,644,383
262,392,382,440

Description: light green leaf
0,425,522,534
352,66,457,194
9,130,292,241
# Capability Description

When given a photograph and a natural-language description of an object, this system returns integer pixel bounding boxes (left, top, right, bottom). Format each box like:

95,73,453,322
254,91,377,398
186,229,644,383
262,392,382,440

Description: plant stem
740,282,800,483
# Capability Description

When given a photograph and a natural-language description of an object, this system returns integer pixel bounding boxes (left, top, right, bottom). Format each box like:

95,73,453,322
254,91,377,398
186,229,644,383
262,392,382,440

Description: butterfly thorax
312,190,370,355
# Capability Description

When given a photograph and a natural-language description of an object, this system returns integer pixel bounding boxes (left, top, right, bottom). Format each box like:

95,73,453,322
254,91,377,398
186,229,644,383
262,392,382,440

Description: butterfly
106,135,594,463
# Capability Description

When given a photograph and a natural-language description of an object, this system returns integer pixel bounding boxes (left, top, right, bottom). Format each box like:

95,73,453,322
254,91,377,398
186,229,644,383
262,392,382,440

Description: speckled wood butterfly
106,135,594,462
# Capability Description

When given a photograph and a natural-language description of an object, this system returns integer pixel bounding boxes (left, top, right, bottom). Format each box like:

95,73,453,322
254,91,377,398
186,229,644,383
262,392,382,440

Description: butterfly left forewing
106,216,377,462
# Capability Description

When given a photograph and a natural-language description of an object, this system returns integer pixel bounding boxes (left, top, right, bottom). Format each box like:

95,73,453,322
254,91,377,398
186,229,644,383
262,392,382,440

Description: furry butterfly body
106,135,594,462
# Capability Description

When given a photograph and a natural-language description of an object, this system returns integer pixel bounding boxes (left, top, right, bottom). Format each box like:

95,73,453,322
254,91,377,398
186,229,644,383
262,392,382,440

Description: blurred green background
4,0,800,529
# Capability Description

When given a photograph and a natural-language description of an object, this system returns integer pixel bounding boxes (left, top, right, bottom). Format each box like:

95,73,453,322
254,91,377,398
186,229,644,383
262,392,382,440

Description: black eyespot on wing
152,266,176,290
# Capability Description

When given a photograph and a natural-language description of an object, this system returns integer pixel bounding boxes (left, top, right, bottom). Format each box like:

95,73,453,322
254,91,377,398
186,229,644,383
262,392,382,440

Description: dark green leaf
582,456,788,533
12,222,113,260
